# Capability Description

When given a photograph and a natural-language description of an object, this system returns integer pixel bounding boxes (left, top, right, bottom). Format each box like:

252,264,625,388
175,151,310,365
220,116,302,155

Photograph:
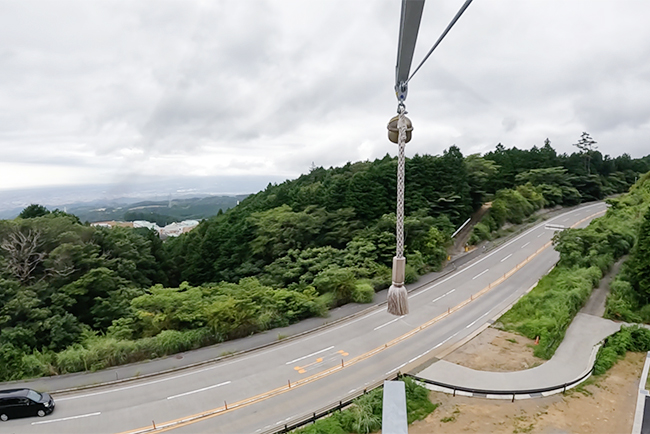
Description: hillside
66,195,249,224
1,141,650,381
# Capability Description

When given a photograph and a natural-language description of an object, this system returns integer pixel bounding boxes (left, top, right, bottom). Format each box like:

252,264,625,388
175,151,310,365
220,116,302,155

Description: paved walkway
415,248,629,398
415,313,622,396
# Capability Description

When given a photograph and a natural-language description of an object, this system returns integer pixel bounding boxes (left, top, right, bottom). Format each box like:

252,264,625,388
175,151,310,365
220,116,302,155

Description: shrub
594,326,650,375
313,266,357,305
370,265,392,290
351,282,375,304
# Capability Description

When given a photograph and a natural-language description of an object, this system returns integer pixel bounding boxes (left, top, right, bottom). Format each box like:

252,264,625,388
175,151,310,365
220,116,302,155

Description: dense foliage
593,326,650,375
1,139,649,381
604,175,650,322
469,140,649,243
500,172,650,358
293,377,436,434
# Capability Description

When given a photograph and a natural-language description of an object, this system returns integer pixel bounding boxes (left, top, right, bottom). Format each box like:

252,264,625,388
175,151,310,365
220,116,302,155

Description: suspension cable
406,0,474,84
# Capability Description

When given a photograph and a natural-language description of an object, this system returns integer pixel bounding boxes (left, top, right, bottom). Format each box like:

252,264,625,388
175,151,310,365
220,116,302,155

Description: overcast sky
1,0,649,194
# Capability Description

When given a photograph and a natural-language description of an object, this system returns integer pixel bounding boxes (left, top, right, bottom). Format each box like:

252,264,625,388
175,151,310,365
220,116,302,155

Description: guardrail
260,372,400,434
258,361,597,433
406,365,595,402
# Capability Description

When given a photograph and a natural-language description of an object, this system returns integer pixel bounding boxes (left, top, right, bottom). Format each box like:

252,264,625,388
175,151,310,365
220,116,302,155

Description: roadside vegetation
292,377,436,434
1,138,649,381
604,185,650,322
594,325,650,375
499,171,650,359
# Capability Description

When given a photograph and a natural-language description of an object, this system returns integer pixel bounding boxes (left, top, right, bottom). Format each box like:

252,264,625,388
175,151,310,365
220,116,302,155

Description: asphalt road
4,202,607,434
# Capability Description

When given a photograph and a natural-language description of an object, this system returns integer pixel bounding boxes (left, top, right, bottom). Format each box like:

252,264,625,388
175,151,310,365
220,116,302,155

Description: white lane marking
410,346,436,363
466,311,491,329
374,317,402,331
431,289,456,303
32,412,101,425
472,269,489,280
167,381,231,400
432,331,460,349
500,254,512,263
348,388,356,394
285,346,334,365
56,363,227,401
298,307,384,336
385,362,409,376
521,242,530,249
537,233,543,238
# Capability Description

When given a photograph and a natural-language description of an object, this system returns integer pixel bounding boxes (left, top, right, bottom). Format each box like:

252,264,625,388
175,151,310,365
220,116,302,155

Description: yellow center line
117,209,606,434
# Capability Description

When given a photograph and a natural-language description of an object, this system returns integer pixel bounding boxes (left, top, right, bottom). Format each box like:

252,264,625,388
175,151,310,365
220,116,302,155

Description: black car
0,388,55,421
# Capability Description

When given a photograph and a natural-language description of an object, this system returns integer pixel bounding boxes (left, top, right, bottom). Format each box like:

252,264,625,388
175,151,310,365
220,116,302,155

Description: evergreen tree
18,204,50,219
573,132,598,174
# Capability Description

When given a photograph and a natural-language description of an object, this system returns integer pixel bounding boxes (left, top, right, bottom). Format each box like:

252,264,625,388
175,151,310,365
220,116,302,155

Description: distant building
133,220,161,231
90,221,134,228
159,220,200,238
90,219,199,239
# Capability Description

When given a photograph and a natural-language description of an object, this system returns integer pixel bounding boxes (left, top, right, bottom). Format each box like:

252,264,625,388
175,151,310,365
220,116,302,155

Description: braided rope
395,110,407,259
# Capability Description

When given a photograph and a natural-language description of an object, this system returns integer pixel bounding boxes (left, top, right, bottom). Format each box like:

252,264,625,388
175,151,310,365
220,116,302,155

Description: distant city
0,175,286,220
90,219,201,239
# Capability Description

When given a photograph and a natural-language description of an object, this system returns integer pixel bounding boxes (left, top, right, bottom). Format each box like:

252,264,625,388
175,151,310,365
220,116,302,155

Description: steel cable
406,0,474,84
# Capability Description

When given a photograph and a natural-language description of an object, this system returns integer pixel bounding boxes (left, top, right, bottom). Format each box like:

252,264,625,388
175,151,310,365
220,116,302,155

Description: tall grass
55,328,214,374
500,266,601,359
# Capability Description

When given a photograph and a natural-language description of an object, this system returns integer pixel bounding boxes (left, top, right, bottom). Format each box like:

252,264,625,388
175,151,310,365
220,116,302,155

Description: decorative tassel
387,256,408,315
387,283,409,316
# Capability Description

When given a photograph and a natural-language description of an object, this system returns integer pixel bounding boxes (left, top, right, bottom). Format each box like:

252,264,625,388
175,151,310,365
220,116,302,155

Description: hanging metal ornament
386,0,424,316
385,0,474,316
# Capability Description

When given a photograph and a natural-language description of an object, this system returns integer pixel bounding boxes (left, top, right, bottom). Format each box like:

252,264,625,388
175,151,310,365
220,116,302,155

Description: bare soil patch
444,327,544,371
410,351,644,434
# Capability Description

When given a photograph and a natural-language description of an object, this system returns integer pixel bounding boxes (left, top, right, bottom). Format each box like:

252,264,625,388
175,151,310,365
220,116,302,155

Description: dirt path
444,328,544,371
410,351,644,433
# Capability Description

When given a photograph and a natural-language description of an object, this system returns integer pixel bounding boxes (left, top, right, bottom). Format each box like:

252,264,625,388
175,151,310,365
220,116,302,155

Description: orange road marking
293,357,324,374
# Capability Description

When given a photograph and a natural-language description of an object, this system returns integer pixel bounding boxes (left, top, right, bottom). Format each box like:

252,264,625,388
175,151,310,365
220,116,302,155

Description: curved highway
6,202,607,434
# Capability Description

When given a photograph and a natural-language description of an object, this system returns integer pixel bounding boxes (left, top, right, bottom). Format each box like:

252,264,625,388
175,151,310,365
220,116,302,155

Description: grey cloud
2,0,650,193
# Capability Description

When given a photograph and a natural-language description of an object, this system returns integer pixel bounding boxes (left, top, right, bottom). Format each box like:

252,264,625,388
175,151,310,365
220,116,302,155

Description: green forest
1,136,650,381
